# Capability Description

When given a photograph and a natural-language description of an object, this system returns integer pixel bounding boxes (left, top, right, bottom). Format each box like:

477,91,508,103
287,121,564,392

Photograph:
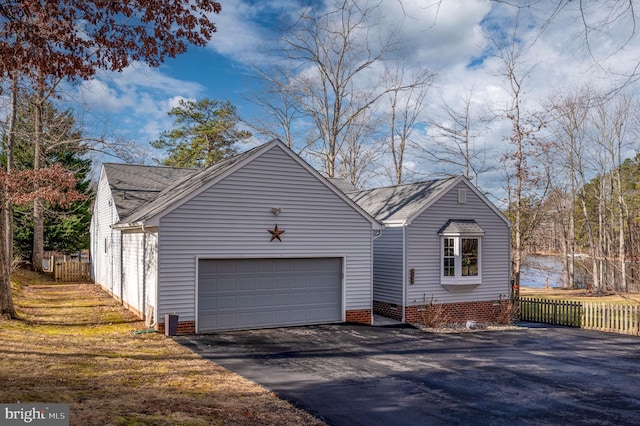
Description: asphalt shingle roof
103,163,196,219
438,219,484,235
348,177,458,224
104,140,383,228
326,177,360,193
117,144,263,224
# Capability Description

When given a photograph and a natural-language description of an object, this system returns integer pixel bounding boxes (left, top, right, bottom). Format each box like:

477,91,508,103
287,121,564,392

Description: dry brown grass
0,269,325,426
521,286,640,305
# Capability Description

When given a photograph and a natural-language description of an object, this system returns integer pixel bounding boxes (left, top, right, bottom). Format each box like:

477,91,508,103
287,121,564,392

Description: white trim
406,177,511,227
272,141,382,230
458,188,467,204
342,256,347,323
145,144,273,227
402,225,407,322
440,236,483,287
194,256,200,333
131,140,381,230
404,177,461,226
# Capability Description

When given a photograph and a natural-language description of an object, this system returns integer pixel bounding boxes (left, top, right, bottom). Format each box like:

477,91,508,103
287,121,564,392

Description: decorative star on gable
268,224,285,242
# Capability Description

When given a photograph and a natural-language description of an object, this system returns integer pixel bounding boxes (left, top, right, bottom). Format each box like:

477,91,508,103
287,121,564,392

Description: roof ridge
118,142,268,224
350,176,458,193
103,162,196,171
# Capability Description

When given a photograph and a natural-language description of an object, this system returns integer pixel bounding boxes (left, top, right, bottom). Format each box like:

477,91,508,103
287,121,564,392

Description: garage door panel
198,258,342,331
218,295,238,309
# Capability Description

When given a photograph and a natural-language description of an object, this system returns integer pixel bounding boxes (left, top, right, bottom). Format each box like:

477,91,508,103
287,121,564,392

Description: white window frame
440,235,482,286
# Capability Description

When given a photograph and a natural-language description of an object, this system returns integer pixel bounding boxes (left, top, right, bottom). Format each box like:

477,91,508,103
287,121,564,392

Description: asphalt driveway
177,323,640,425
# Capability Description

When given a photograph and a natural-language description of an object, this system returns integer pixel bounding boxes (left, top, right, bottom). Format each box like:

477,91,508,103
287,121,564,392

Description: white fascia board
404,176,511,228
273,140,383,230
381,221,408,227
460,178,511,227
142,142,277,227
111,221,145,231
404,176,461,226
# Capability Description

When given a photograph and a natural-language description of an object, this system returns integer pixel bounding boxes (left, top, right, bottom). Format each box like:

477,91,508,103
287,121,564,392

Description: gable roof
349,176,510,227
102,163,196,218
117,144,262,226
113,139,381,229
348,177,457,225
327,177,360,193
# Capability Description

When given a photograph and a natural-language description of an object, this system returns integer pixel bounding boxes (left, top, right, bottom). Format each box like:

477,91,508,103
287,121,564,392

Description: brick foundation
375,299,502,325
157,320,196,335
373,300,403,321
345,309,372,325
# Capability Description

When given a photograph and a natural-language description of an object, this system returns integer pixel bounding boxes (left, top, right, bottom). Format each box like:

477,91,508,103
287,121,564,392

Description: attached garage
93,139,380,333
198,258,343,332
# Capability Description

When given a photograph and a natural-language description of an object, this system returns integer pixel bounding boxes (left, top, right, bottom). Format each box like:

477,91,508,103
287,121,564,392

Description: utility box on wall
165,314,178,336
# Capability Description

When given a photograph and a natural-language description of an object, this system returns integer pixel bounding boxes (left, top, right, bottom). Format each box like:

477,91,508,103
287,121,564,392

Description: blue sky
72,0,640,193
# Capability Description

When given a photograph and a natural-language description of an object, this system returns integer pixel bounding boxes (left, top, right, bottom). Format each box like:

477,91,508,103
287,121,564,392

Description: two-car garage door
197,258,343,332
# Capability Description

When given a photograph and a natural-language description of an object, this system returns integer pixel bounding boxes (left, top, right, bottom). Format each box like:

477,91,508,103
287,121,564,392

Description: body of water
521,254,640,292
520,255,566,288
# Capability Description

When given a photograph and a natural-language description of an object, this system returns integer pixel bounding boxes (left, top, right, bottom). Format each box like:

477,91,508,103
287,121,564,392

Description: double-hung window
439,220,483,288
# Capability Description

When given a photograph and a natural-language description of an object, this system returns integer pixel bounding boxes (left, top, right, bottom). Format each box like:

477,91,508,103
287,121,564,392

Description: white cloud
64,0,640,184
68,62,206,145
379,0,492,69
206,0,302,65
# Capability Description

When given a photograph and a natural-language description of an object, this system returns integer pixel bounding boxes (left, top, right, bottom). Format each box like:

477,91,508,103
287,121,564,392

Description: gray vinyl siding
118,231,158,321
405,181,510,306
90,169,121,295
121,232,143,315
157,145,373,322
145,232,158,323
372,227,404,305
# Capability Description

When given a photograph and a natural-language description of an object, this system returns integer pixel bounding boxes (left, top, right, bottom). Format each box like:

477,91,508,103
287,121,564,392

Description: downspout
120,232,124,305
140,223,155,327
141,229,147,323
402,224,407,323
372,227,382,325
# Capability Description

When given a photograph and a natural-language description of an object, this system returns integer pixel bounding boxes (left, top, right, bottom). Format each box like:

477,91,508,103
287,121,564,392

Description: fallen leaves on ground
0,269,326,426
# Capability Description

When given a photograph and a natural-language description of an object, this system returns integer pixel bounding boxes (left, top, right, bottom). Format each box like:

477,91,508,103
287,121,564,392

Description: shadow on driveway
176,324,640,425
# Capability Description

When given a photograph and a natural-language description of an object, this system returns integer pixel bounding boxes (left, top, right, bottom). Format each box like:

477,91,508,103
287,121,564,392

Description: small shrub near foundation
497,294,519,325
417,294,451,328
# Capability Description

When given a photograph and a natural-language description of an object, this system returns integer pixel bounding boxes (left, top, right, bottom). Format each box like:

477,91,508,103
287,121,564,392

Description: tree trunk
32,83,44,272
614,160,627,292
5,78,16,273
580,186,600,291
0,184,17,318
0,77,18,319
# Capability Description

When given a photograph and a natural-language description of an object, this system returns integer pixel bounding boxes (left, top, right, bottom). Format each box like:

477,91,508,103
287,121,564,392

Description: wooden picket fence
54,261,91,282
582,302,640,335
516,297,640,336
516,297,582,327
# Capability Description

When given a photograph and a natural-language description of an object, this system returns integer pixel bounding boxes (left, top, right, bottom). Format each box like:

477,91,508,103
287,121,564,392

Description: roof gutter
402,224,407,323
111,221,146,231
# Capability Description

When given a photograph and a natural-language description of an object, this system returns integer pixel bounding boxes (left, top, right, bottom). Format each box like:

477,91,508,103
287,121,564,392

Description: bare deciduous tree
491,21,548,297
249,65,305,149
416,86,493,185
589,95,633,291
382,65,434,185
546,87,596,288
258,0,402,177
